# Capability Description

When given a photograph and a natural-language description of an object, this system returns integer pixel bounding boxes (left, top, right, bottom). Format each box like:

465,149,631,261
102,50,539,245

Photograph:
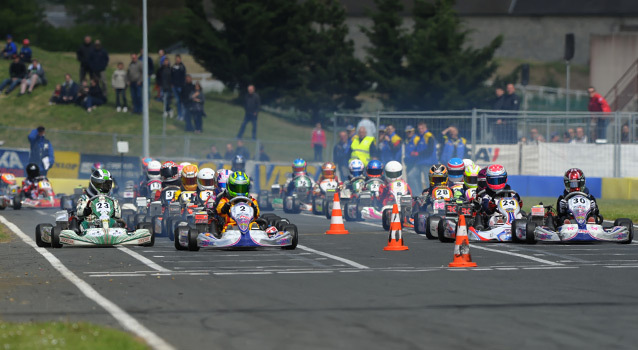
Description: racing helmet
89,169,113,195
447,158,465,184
91,162,103,173
141,157,153,170
177,162,191,175
366,160,383,178
227,171,250,197
181,164,199,191
477,168,488,190
429,164,448,186
1,173,16,186
147,160,162,181
216,169,232,189
463,164,481,189
160,161,179,183
564,168,585,193
197,168,216,191
232,155,246,172
486,164,507,191
384,161,403,181
292,158,307,177
462,159,475,168
349,159,364,177
26,163,40,179
321,162,337,180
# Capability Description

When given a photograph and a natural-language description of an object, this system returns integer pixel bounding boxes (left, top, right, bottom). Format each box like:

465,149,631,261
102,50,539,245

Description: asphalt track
2,207,638,350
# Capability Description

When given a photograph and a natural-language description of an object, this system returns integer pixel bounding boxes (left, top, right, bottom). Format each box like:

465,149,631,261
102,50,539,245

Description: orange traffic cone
448,215,477,267
325,192,349,235
384,203,409,251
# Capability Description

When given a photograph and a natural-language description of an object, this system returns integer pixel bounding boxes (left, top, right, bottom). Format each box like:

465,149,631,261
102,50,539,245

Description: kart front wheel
525,221,537,244
438,219,454,243
12,194,21,210
511,220,523,243
187,228,200,251
282,224,298,250
381,208,391,231
51,226,63,248
614,218,634,244
35,224,52,247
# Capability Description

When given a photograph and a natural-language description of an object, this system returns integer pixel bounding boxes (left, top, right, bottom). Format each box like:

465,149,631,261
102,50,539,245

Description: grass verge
523,197,638,222
0,222,11,243
0,321,148,349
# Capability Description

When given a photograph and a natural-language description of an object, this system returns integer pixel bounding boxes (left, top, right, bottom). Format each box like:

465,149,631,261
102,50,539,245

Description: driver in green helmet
216,171,259,232
76,169,122,222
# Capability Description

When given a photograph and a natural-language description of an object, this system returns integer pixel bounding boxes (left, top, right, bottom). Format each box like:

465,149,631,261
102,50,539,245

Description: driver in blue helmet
284,158,315,196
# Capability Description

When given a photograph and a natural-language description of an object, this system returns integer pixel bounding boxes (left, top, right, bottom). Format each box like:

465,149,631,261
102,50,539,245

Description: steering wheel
563,191,588,201
229,196,251,205
494,189,517,197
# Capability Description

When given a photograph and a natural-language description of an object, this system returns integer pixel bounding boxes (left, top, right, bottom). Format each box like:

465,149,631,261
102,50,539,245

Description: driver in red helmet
556,168,599,223
480,164,522,215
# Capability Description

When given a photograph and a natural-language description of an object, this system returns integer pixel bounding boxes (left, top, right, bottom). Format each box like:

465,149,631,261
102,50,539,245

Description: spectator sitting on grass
83,78,105,112
60,73,79,104
49,84,62,105
75,81,89,106
0,55,26,94
2,35,17,59
19,39,32,63
19,58,46,95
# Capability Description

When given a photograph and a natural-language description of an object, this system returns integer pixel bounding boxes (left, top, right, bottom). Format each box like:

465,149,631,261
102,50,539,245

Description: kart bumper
191,230,294,248
57,229,152,246
534,224,630,242
468,225,512,242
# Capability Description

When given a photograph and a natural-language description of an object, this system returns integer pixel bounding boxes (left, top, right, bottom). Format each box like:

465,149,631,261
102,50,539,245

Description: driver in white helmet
138,160,161,198
378,161,412,206
196,168,216,207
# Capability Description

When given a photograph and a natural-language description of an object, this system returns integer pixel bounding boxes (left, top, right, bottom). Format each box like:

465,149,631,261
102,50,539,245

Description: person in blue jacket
2,35,17,59
28,126,54,176
19,39,32,63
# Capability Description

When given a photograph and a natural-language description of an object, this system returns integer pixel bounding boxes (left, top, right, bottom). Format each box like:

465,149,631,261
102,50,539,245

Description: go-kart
514,191,633,244
464,190,524,242
311,178,339,216
35,194,153,247
328,176,366,220
413,185,454,239
380,178,413,230
0,174,20,210
344,177,384,221
282,174,313,214
16,177,60,209
175,197,298,251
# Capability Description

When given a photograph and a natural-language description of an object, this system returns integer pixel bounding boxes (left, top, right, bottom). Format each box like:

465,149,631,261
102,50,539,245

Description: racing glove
83,205,92,217
221,202,231,214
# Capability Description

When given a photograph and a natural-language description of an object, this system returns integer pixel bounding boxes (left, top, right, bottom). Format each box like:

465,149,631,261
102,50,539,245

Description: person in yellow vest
349,126,377,167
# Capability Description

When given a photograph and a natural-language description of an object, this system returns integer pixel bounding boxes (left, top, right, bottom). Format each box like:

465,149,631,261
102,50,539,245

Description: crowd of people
1,35,45,96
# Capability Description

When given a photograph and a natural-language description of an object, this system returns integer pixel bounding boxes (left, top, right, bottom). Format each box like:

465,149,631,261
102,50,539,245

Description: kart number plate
123,191,134,198
531,206,544,216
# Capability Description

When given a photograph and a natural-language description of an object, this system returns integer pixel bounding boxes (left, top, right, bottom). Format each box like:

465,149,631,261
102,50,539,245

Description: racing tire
138,223,155,247
266,215,281,227
324,199,332,219
422,214,436,240
437,219,455,243
187,228,200,251
275,218,291,231
291,197,301,214
283,197,291,214
0,202,5,210
151,215,162,236
614,218,634,244
281,224,298,250
525,221,537,244
312,198,320,215
51,226,63,248
381,208,391,231
355,203,363,221
261,213,276,219
511,220,522,243
134,214,145,227
59,195,68,210
12,194,21,210
35,224,52,247
174,225,188,250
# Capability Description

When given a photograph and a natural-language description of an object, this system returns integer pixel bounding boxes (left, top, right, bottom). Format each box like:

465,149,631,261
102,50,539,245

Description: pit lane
2,207,638,350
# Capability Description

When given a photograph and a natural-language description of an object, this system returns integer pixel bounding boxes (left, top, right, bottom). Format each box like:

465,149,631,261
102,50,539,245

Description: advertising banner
0,148,30,177
48,151,80,178
79,154,142,182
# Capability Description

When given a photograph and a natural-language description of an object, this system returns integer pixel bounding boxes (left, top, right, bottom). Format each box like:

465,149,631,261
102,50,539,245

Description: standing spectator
111,62,128,112
235,139,250,160
403,125,419,191
439,126,466,166
333,131,350,180
171,54,187,120
88,40,109,96
49,84,62,105
407,122,437,193
237,85,261,140
19,39,32,63
60,73,79,104
83,78,105,112
495,83,520,144
587,86,612,141
76,35,93,82
349,126,377,167
492,87,505,110
0,55,26,94
346,125,356,142
356,117,377,140
2,35,17,59
224,143,234,160
258,145,270,161
189,82,205,134
156,58,173,118
181,75,196,131
28,126,54,176
311,123,327,161
154,49,167,100
127,53,143,114
385,125,402,161
378,126,392,164
206,145,222,159
19,58,46,95
570,127,588,144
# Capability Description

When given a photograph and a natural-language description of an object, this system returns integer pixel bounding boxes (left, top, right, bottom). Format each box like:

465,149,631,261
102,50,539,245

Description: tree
0,0,49,42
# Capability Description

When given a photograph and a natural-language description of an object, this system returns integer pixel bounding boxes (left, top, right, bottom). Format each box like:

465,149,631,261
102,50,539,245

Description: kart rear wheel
381,208,391,231
138,223,154,247
266,215,280,227
291,197,301,214
614,218,634,244
35,224,51,247
324,199,332,219
423,214,436,240
312,198,321,215
275,218,291,231
438,219,455,243
187,228,200,251
525,221,537,244
12,194,21,210
151,216,162,236
281,224,298,250
51,226,63,248
174,225,188,250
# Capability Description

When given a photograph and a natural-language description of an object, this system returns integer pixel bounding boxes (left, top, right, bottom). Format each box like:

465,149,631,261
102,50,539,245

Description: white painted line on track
0,215,175,350
297,244,369,269
35,209,48,216
470,245,563,266
116,246,171,272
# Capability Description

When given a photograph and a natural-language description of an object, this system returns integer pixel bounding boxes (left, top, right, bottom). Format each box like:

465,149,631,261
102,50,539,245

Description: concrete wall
590,34,638,101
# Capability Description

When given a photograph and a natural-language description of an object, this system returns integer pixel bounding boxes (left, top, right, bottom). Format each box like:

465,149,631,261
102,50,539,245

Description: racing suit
21,175,47,199
75,188,122,230
284,173,316,197
556,187,599,221
313,175,341,196
420,185,454,208
378,180,412,207
155,179,181,201
480,184,522,216
216,191,260,231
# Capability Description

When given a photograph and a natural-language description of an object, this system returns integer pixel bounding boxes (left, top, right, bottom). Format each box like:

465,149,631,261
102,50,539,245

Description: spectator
49,84,62,105
139,49,154,88
154,49,166,100
83,78,105,112
550,133,561,143
439,126,466,165
237,84,261,140
127,53,143,114
492,87,505,110
75,81,89,106
311,122,327,161
0,55,26,94
206,145,222,160
156,58,173,118
346,124,356,142
258,145,270,161
60,73,79,104
378,126,392,164
349,126,377,167
189,82,205,134
570,127,588,144
235,139,250,160
224,143,234,161
171,54,187,120
2,35,17,59
526,128,544,144
181,75,196,131
495,83,520,144
19,58,46,95
409,122,438,193
19,39,32,63
88,40,109,96
562,131,571,143
28,126,54,176
76,35,93,82
111,62,128,112
385,125,402,161
567,128,575,142
333,131,350,180
621,124,631,143
587,86,611,141
357,117,377,140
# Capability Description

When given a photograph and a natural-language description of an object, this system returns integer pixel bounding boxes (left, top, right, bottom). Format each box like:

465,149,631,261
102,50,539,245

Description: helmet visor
93,178,113,193
367,168,383,177
465,175,478,185
148,169,160,177
569,179,582,189
487,176,507,186
229,182,249,196
448,169,464,178
199,178,215,188
183,177,197,187
161,167,178,178
431,176,447,185
385,170,401,179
